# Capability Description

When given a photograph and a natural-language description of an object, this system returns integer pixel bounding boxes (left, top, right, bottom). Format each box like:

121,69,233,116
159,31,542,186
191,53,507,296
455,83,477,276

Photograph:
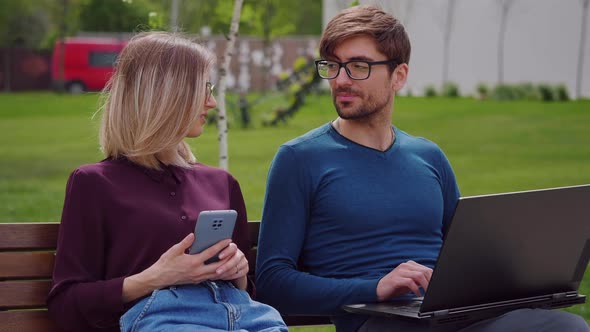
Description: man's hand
376,260,433,301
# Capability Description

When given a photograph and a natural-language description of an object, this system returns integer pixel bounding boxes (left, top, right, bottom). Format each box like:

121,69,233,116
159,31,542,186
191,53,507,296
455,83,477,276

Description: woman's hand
122,233,236,303
211,243,249,290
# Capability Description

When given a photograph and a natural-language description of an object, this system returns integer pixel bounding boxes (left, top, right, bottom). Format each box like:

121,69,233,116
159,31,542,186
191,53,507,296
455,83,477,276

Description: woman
47,32,287,332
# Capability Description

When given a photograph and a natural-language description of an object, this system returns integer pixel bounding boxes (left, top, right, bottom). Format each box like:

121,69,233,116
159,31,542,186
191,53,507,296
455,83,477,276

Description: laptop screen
421,184,590,313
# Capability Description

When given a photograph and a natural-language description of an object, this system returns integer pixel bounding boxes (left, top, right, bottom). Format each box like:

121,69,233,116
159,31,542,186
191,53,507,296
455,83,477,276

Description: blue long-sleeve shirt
256,123,460,331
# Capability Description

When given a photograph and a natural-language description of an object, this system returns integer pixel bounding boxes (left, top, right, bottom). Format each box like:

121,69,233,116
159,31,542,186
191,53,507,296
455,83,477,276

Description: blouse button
181,215,187,220
170,191,176,196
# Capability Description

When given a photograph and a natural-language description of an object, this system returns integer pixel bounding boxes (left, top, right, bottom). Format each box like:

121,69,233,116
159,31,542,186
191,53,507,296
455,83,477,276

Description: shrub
476,83,489,100
491,84,516,101
554,84,570,101
537,84,555,102
481,82,570,102
516,83,540,101
442,82,460,98
424,85,437,97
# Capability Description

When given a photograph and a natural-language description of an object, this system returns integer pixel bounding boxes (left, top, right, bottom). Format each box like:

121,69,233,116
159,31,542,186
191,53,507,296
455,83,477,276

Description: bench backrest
0,222,330,331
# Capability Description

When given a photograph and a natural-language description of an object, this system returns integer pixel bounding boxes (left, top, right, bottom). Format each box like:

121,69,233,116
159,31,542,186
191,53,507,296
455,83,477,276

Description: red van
51,37,126,93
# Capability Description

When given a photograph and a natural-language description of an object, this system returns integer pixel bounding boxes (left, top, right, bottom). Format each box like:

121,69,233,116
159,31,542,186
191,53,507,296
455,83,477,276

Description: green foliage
537,84,555,102
79,0,154,32
488,83,569,102
265,56,322,126
350,0,360,6
0,0,51,48
555,84,570,101
491,84,516,101
442,82,460,98
293,57,308,71
424,85,438,97
175,0,321,37
513,83,540,101
148,11,165,31
476,83,489,100
0,0,320,52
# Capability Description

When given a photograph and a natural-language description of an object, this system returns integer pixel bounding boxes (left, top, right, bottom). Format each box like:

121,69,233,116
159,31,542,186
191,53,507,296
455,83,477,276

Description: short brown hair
319,5,411,67
99,32,215,169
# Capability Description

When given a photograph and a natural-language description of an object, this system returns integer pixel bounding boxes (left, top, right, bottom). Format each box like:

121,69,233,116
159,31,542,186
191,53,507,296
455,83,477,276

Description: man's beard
333,87,391,120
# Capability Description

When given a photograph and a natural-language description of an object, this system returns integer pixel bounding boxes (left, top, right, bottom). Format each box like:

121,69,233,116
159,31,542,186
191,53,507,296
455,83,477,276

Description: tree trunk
498,0,514,84
169,0,180,33
216,0,243,170
442,0,456,88
576,0,589,99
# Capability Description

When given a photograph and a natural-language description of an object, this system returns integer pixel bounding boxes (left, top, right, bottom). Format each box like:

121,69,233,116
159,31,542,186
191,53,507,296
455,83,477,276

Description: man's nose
334,66,353,85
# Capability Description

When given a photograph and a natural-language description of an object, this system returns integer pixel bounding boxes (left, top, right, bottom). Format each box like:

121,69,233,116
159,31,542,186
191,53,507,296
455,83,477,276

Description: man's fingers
400,270,429,291
395,261,432,292
400,261,432,283
397,277,422,297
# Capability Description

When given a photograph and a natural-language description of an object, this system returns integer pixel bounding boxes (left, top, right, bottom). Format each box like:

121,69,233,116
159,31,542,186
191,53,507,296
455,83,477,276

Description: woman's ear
391,63,409,92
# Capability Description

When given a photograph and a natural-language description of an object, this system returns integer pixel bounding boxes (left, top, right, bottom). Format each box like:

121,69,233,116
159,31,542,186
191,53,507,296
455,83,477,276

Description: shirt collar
110,156,183,184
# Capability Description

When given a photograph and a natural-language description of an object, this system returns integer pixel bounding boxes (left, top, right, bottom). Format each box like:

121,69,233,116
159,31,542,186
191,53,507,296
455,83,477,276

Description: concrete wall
323,0,590,98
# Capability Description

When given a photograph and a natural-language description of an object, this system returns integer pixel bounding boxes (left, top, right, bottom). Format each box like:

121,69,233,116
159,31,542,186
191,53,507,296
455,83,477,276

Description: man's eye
352,63,369,70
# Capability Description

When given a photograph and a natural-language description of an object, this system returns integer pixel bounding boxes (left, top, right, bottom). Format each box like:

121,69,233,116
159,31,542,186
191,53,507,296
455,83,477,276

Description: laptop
343,184,590,326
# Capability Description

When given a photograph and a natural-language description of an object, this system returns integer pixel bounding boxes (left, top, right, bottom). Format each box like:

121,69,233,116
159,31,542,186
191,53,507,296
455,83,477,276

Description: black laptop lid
421,184,590,313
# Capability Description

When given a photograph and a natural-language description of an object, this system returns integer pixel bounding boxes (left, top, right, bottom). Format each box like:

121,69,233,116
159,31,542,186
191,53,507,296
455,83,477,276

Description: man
256,5,589,332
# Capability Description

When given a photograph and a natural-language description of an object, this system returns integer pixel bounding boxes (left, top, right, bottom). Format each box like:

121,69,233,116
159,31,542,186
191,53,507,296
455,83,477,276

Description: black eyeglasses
315,59,397,80
205,82,215,101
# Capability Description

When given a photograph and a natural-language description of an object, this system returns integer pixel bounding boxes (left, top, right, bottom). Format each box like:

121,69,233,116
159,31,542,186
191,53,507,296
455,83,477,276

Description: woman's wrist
122,269,162,303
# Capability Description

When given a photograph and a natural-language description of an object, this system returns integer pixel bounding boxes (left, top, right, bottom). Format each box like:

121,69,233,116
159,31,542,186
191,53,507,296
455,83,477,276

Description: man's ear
391,63,409,92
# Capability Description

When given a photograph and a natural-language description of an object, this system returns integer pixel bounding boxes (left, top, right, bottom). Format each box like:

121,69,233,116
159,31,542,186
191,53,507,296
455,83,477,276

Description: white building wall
323,0,590,98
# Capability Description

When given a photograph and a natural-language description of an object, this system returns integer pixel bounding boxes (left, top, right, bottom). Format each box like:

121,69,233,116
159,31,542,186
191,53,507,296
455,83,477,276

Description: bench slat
0,311,64,332
0,223,59,250
0,252,55,279
0,280,52,309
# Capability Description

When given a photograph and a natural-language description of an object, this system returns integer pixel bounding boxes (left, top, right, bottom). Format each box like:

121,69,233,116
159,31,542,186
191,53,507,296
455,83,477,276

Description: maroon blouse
47,158,250,332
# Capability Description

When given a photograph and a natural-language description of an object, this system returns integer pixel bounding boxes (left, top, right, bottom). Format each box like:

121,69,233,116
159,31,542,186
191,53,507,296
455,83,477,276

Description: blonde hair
99,32,216,169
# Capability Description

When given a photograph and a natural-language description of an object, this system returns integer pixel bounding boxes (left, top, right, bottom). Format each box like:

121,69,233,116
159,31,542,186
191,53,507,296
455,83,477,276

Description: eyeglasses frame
314,59,398,81
205,82,215,101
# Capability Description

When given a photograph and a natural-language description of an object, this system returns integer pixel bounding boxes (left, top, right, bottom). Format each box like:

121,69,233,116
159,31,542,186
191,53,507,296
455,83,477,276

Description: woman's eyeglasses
205,82,215,101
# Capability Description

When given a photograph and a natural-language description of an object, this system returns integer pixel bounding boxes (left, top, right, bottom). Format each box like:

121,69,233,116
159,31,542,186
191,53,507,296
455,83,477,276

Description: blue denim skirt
120,281,287,332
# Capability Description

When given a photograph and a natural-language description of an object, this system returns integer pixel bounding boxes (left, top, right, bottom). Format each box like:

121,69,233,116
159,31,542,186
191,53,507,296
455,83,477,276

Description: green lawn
1,93,589,329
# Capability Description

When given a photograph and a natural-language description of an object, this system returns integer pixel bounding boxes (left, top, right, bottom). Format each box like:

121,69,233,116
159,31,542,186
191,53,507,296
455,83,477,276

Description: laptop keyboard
392,301,422,313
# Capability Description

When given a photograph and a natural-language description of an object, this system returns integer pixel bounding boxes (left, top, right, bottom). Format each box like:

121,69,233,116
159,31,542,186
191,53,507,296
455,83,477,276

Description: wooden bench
0,221,332,332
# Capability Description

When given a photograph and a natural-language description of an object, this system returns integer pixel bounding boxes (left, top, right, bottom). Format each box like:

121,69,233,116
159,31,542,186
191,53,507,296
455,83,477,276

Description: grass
1,93,589,329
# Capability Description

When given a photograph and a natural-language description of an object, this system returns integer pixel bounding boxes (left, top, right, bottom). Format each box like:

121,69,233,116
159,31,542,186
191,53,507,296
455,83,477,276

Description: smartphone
188,210,237,264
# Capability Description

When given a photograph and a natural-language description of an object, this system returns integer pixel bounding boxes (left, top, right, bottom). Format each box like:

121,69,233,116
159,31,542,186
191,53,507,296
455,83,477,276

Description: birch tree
576,0,589,99
216,0,243,170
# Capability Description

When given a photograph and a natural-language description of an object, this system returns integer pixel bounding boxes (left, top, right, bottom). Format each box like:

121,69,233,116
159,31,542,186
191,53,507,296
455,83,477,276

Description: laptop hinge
552,292,578,299
433,309,450,317
554,291,579,299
